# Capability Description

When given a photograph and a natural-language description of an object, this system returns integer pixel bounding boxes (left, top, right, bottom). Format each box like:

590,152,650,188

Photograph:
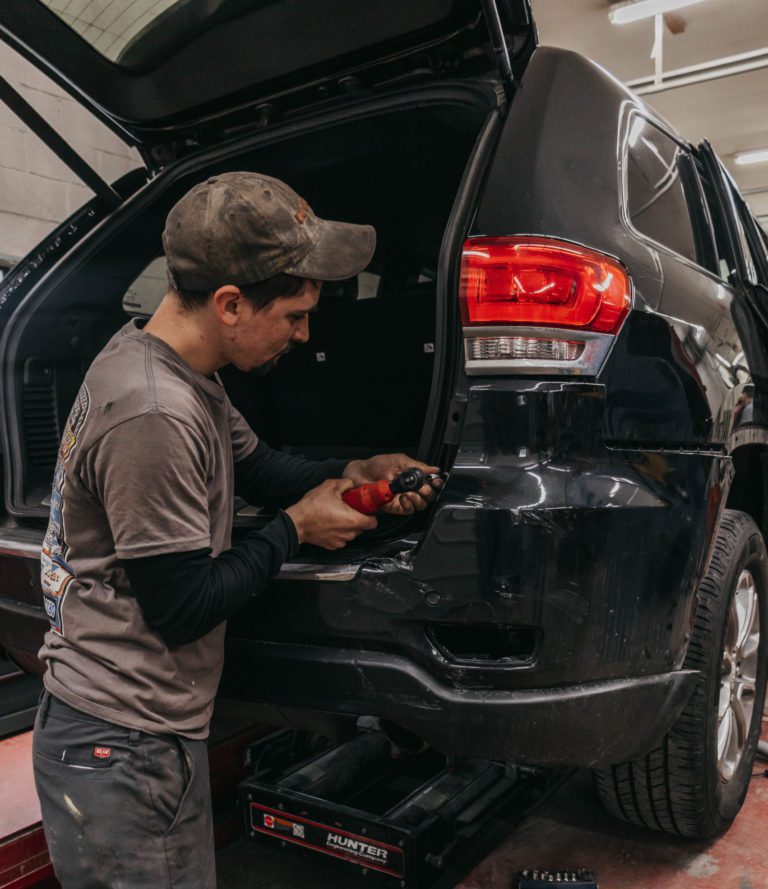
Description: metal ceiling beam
0,75,121,208
627,46,768,95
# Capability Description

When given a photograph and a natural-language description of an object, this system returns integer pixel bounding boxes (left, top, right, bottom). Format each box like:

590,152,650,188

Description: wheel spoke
734,679,756,732
727,706,743,779
726,594,740,651
717,706,735,772
740,631,760,664
732,690,750,740
717,705,733,756
734,571,759,653
718,680,731,721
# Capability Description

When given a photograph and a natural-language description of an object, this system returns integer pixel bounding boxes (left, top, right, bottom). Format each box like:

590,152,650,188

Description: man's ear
211,285,244,327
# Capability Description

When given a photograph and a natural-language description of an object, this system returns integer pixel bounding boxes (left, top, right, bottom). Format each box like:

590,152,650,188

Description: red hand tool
342,468,440,515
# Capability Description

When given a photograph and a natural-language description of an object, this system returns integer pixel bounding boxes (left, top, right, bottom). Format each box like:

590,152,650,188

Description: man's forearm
122,511,298,646
235,439,349,507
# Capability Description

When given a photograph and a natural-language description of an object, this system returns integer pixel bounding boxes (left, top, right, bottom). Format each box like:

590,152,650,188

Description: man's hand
343,454,442,516
285,479,377,550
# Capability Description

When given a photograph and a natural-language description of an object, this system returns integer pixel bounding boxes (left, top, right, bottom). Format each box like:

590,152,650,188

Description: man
34,172,439,888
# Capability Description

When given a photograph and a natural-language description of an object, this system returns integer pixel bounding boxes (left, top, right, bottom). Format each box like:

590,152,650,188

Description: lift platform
239,727,560,889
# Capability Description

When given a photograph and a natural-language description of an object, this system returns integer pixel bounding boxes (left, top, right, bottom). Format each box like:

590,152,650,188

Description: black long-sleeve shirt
122,441,349,646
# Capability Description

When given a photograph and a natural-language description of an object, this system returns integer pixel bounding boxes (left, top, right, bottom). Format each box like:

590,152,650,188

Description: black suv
1,0,767,840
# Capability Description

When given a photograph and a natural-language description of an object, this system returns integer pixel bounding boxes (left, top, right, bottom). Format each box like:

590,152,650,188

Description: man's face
227,279,320,373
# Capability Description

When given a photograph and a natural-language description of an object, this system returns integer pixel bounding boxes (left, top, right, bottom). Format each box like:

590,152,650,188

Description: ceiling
531,0,768,227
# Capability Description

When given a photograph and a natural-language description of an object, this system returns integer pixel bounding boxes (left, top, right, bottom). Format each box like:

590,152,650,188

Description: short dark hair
169,269,306,312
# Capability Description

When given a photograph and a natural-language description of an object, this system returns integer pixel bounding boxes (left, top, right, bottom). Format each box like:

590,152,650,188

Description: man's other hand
285,479,377,550
343,454,443,517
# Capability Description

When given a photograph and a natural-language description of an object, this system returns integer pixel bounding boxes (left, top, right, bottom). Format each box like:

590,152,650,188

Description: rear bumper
222,640,699,767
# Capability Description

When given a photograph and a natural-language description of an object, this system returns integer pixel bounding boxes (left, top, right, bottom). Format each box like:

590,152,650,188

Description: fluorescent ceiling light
609,0,708,25
735,148,768,166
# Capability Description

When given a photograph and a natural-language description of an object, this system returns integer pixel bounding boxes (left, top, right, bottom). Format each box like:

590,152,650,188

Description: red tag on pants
93,746,112,760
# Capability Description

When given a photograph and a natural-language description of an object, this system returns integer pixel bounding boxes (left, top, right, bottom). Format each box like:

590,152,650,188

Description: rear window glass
38,0,180,63
625,116,698,265
122,256,166,316
122,260,384,316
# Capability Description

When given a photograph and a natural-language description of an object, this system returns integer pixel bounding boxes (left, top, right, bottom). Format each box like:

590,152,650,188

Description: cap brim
288,219,376,282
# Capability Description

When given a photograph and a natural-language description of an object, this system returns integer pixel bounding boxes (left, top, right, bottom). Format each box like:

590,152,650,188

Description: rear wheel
594,509,768,837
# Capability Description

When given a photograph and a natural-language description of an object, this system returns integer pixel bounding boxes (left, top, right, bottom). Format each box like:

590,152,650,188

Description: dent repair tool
342,467,442,515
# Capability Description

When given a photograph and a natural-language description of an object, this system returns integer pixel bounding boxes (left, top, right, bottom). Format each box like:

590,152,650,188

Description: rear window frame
620,111,712,275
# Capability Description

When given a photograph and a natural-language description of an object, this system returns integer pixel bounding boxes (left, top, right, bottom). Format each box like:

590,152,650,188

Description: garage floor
217,769,768,889
218,715,768,889
459,767,768,889
4,716,768,888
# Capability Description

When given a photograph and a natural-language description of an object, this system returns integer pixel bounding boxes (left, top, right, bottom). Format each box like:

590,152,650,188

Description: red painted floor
459,716,768,889
0,733,38,839
0,701,268,889
4,717,768,887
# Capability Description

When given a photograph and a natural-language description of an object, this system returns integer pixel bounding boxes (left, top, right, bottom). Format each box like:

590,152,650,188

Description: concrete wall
0,43,141,266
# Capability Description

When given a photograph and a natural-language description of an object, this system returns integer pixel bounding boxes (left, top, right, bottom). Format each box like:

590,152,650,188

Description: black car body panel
0,16,767,771
230,383,715,681
219,382,722,763
217,48,768,764
474,48,759,448
222,641,699,767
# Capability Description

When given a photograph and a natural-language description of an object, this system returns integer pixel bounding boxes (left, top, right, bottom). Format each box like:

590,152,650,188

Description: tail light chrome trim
463,326,616,376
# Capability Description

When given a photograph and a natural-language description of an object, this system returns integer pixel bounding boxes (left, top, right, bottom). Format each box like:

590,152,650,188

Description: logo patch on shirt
41,383,91,638
93,746,112,760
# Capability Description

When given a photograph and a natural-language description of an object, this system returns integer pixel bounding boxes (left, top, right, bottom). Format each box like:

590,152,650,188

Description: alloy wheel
717,569,760,782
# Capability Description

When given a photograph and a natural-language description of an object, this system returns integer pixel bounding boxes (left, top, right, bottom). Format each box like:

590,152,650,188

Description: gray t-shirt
40,319,258,739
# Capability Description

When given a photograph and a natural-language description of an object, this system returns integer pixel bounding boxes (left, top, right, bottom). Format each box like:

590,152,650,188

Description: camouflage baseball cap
162,172,376,290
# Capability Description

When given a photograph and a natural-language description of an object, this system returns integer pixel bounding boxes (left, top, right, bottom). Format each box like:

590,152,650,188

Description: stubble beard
248,342,295,376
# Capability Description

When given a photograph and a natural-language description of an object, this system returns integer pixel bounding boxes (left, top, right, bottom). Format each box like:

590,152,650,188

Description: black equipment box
239,728,548,888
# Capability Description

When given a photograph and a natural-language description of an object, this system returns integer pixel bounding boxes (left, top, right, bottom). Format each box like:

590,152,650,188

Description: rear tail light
460,237,632,375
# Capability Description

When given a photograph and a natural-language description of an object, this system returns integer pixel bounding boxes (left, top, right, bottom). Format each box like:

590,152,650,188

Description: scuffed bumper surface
222,639,698,766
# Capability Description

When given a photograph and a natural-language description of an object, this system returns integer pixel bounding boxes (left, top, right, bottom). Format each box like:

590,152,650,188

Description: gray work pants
32,691,216,889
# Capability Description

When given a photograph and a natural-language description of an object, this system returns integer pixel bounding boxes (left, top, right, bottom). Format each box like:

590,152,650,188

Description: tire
593,509,768,837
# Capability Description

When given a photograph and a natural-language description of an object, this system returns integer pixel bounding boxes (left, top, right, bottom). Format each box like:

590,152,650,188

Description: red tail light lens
460,237,631,333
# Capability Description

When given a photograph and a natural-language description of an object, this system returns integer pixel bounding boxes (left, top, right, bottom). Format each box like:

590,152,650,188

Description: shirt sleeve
228,399,259,463
234,439,350,508
82,411,212,559
122,511,299,647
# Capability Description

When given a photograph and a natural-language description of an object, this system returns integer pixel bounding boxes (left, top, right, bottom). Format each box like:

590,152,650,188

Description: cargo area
1,86,497,519
0,86,498,675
